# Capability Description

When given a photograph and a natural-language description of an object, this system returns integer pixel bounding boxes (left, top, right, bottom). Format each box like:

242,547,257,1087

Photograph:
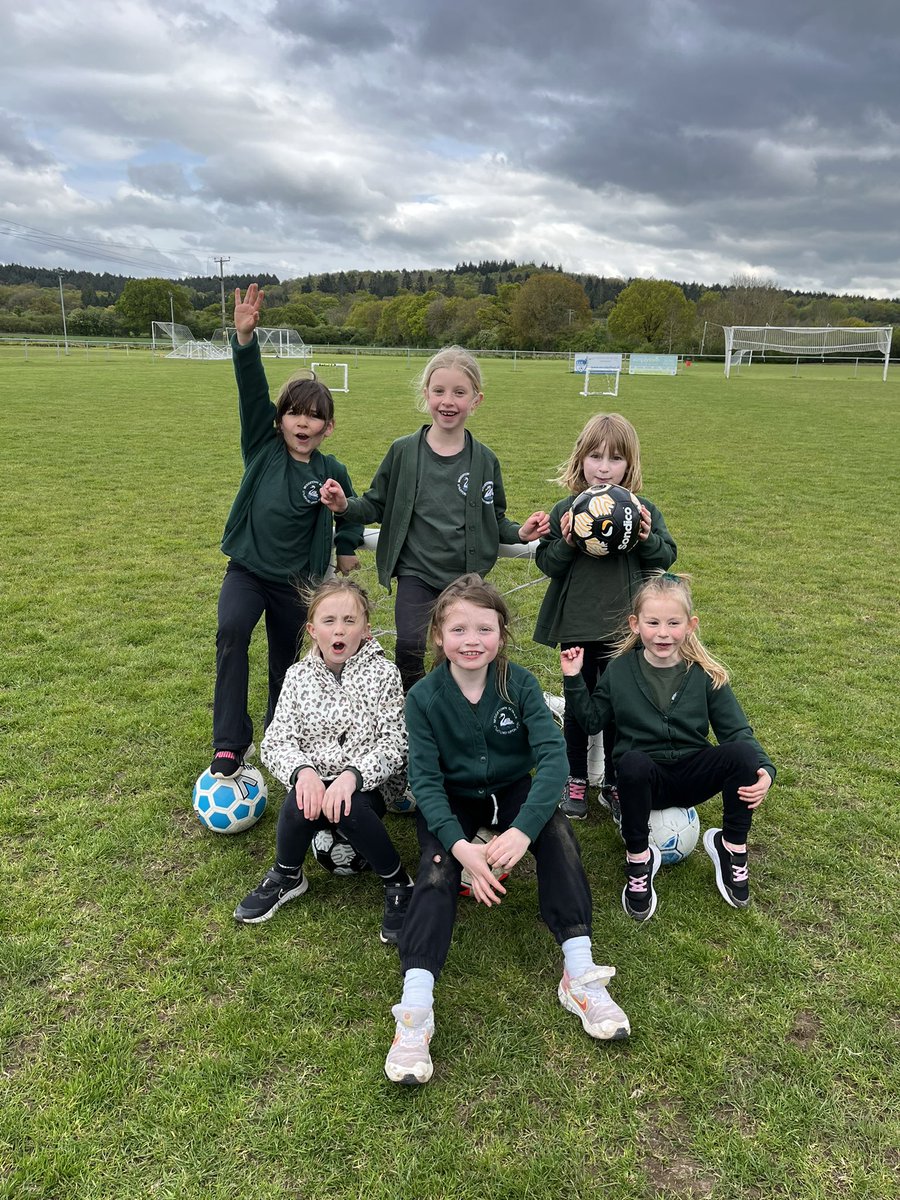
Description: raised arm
234,284,264,347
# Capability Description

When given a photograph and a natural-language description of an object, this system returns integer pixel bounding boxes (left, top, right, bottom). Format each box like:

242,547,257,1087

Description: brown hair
429,573,513,698
275,369,335,427
612,571,730,688
556,412,643,494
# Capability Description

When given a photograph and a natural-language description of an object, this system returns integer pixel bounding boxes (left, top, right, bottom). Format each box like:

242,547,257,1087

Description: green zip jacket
563,648,775,778
220,334,363,582
342,426,523,590
533,495,676,646
406,660,569,852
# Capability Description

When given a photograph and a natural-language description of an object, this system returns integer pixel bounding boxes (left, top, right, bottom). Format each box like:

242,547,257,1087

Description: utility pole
58,274,69,355
214,255,231,339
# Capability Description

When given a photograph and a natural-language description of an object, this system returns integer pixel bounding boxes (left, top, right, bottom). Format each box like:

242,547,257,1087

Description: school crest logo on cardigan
302,480,322,505
481,480,494,504
457,472,469,496
492,705,519,735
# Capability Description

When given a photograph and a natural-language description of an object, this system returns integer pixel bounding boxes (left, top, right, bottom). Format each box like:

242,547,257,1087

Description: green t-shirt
228,457,323,582
395,438,470,589
636,654,688,713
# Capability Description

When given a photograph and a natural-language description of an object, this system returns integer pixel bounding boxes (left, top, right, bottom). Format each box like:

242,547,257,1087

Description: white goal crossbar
723,325,892,380
311,361,349,393
581,367,620,397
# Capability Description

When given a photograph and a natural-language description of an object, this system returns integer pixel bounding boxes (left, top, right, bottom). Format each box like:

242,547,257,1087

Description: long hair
612,571,730,688
428,573,513,699
556,412,643,494
414,345,483,413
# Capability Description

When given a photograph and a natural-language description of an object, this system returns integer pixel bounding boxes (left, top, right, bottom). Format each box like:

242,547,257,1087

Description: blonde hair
415,345,483,413
303,577,372,629
556,412,643,494
613,571,730,688
429,573,513,699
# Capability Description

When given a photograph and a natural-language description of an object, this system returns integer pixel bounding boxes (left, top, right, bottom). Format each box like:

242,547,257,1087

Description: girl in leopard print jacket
233,579,414,943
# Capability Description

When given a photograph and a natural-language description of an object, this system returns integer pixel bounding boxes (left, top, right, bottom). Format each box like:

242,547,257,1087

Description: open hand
738,768,772,810
234,284,264,345
519,511,550,542
452,839,507,907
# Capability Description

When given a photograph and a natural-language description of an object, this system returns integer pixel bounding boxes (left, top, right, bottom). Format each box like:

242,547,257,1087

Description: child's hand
452,839,508,907
638,505,652,541
319,479,349,513
484,827,530,872
519,510,550,542
738,768,772,809
322,771,357,822
335,554,360,575
294,767,325,819
234,284,264,345
560,646,584,676
560,510,574,545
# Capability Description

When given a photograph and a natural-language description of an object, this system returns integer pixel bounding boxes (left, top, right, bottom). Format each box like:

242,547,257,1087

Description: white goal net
214,327,309,358
151,322,230,359
723,325,892,380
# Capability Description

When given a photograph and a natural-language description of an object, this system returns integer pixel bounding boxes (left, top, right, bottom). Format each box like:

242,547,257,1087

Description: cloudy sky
2,0,899,295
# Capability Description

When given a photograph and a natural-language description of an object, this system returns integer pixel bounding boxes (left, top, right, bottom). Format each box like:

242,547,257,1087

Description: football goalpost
723,325,892,380
150,322,230,359
311,361,349,393
573,353,622,397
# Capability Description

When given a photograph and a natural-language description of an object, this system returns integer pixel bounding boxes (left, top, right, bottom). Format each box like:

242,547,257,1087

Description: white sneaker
384,1005,435,1084
558,967,630,1040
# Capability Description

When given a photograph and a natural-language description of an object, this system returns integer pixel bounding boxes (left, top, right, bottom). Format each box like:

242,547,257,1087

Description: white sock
562,936,594,980
399,968,435,1011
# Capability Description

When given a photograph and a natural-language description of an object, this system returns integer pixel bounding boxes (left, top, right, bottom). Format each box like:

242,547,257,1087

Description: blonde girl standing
561,572,774,923
534,413,676,819
320,347,548,692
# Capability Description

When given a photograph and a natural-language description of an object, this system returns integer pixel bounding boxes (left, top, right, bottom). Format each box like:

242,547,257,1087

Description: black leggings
213,561,307,751
399,778,593,980
275,786,402,877
616,742,762,854
393,576,443,693
560,640,616,782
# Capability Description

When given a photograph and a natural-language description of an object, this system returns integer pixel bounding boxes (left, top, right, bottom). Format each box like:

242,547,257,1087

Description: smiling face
582,440,629,487
307,593,369,673
434,600,502,678
629,594,699,669
423,366,482,434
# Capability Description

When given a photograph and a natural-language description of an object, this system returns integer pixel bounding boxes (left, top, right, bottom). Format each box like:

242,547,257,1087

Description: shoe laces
730,859,749,884
626,860,651,892
567,778,587,801
394,1015,431,1046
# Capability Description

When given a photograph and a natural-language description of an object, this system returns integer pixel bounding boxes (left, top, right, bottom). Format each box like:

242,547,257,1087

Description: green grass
1,351,898,1200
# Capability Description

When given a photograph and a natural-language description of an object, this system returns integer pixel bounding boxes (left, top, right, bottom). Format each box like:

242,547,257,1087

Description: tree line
1,261,897,355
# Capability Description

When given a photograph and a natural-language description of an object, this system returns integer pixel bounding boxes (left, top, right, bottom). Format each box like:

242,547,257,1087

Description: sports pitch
1,350,897,1199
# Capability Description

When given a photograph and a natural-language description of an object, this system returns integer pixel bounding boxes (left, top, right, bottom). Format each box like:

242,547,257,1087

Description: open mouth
331,641,346,653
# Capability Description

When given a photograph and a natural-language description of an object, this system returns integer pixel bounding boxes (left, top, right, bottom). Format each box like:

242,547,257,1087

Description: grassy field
1,349,898,1200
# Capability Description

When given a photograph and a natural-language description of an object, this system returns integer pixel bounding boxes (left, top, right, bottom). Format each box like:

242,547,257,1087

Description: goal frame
723,325,892,380
311,361,349,393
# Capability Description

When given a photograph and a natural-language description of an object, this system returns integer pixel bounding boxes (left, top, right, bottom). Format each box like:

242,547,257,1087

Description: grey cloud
127,162,193,197
0,112,54,167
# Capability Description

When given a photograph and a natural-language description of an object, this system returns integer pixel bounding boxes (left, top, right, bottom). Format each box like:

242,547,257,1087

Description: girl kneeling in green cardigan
562,571,774,923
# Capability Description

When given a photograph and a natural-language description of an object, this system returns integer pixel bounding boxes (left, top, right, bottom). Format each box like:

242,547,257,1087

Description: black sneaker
380,883,413,945
621,845,661,921
559,776,588,820
599,784,622,829
703,828,750,908
233,867,308,924
210,749,244,779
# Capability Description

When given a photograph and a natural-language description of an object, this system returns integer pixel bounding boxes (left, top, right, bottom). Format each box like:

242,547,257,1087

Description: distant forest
1,260,897,355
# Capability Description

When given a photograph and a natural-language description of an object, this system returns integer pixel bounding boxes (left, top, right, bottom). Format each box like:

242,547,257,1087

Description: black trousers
399,777,593,980
275,787,402,877
561,640,616,783
212,561,307,752
616,742,762,854
394,575,443,693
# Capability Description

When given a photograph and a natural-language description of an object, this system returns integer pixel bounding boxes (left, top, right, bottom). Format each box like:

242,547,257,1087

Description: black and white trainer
233,867,308,924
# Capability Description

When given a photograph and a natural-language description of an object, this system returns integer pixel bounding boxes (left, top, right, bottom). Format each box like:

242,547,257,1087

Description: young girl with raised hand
319,347,548,692
209,284,363,781
534,413,676,820
383,574,629,1087
561,572,774,923
234,578,414,946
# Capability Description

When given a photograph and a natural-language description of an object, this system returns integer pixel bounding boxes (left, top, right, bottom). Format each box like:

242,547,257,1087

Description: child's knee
617,750,653,785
